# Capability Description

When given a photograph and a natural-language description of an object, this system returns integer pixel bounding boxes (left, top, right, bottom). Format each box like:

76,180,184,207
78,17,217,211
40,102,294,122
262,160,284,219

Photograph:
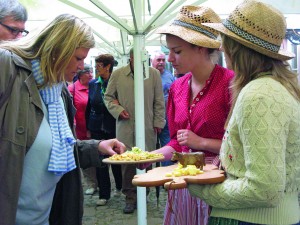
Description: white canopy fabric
22,0,300,60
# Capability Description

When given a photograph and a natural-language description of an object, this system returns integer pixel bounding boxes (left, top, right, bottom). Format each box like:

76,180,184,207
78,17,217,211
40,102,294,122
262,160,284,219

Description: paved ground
82,168,168,225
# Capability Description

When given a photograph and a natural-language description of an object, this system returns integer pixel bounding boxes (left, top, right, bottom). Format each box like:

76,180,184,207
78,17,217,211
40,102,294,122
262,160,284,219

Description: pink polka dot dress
164,64,234,225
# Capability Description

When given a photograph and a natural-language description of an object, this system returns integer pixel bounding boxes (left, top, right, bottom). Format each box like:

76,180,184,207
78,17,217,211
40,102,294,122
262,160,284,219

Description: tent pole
133,0,147,223
133,35,148,225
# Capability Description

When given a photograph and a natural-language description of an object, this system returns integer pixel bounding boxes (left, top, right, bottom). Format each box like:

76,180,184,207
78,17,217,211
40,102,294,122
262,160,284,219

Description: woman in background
86,54,122,206
68,63,93,140
68,64,98,195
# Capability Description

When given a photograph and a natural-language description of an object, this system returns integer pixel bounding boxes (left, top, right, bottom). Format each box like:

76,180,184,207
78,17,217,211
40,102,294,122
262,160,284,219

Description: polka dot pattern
166,64,234,156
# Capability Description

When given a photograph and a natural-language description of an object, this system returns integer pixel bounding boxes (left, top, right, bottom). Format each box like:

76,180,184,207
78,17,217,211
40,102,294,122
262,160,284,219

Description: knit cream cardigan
189,77,300,225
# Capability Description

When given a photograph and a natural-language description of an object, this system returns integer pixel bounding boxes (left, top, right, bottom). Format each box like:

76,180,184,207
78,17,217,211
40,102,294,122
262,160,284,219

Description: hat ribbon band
173,20,217,40
223,19,280,53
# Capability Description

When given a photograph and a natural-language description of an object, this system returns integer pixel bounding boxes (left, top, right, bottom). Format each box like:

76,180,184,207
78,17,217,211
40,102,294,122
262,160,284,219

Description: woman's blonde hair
0,14,95,86
222,34,300,126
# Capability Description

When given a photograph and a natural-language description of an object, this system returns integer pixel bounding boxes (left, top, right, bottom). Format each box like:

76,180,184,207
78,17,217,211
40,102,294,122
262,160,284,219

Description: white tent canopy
23,0,300,60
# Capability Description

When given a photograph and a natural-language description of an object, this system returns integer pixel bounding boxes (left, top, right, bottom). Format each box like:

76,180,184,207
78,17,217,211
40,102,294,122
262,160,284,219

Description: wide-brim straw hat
156,5,221,49
202,0,294,60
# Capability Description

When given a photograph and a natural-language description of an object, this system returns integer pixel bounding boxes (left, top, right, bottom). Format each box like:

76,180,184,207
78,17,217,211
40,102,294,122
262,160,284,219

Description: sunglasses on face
0,21,29,37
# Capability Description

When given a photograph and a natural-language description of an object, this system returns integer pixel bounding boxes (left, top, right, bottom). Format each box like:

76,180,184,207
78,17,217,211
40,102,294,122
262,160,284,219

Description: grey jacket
0,48,103,225
104,63,165,150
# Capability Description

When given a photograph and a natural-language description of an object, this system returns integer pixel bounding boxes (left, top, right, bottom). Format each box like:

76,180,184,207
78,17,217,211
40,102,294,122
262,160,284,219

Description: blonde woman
0,14,125,225
188,0,300,224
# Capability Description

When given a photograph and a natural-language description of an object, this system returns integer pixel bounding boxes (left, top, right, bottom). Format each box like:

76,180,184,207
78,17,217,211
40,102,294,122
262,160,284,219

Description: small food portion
165,163,204,177
171,152,205,169
109,146,164,161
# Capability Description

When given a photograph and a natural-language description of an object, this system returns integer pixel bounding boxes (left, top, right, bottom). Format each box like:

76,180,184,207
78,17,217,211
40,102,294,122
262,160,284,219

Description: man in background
104,48,165,214
151,50,175,166
0,0,28,41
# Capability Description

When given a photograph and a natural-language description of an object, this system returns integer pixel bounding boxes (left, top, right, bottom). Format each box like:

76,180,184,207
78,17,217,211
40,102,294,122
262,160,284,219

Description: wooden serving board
132,164,225,190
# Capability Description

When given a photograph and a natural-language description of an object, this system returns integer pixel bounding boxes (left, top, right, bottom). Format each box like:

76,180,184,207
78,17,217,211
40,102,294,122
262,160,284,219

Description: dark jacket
0,48,103,225
85,78,116,137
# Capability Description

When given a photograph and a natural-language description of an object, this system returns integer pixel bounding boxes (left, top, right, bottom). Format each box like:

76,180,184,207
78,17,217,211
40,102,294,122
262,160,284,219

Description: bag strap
0,52,17,109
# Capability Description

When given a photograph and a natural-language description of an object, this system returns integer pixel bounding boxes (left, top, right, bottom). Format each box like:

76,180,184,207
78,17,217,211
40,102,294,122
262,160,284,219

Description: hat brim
202,23,295,61
156,24,221,49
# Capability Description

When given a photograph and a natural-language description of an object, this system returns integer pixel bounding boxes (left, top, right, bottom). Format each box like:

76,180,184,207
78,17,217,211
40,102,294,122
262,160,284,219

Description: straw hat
202,0,294,60
156,5,221,49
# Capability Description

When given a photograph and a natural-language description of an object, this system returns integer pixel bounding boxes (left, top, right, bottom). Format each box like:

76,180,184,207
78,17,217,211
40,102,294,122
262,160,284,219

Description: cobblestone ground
82,167,168,225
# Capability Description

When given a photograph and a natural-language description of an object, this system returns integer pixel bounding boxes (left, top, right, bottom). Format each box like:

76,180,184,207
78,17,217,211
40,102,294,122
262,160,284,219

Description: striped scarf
31,59,76,176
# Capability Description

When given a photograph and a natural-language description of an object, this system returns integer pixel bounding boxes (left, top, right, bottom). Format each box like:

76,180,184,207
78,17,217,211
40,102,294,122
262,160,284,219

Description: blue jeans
158,121,174,166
